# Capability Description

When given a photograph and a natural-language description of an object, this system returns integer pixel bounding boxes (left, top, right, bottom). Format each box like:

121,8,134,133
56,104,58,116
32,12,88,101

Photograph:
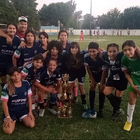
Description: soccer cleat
32,110,38,117
97,109,104,118
73,97,78,103
82,110,97,118
39,109,45,117
123,121,132,131
82,104,88,111
111,108,125,121
48,108,57,115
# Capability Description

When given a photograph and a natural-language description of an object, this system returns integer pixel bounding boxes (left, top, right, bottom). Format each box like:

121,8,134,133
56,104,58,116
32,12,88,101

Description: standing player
63,42,88,110
83,42,106,118
1,67,35,134
121,40,140,131
101,43,128,121
12,30,39,69
35,59,61,116
21,54,44,117
79,30,84,41
58,30,78,102
0,23,21,89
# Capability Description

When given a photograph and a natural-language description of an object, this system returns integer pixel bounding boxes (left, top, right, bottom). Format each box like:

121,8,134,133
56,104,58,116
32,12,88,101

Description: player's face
59,32,67,42
39,35,48,45
48,60,57,72
51,47,58,56
11,71,21,82
107,47,118,61
26,32,35,44
7,24,16,36
71,46,78,55
33,59,43,69
88,48,99,59
123,45,136,58
17,21,27,32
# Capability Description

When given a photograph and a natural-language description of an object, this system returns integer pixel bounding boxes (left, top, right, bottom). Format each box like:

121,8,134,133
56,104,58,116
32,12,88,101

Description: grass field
1,35,140,139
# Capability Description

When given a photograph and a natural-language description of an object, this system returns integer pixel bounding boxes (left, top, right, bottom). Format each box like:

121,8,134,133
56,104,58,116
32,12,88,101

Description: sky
36,0,140,17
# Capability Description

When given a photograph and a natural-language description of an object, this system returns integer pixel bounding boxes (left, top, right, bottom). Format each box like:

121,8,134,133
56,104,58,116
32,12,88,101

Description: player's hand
45,86,55,93
28,111,35,121
3,118,14,128
99,83,105,93
132,85,140,94
20,41,27,48
6,36,12,45
90,79,96,90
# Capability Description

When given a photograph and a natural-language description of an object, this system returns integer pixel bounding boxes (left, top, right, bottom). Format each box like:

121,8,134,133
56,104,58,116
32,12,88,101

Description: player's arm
135,46,140,58
21,67,28,79
0,29,12,45
2,101,10,118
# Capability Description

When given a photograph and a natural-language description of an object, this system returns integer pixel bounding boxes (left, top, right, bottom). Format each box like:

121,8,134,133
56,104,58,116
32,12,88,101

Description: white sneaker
48,108,57,115
39,109,45,117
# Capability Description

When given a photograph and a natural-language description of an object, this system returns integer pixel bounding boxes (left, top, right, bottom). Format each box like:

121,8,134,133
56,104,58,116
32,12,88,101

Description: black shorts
0,67,12,76
106,79,128,91
2,108,28,123
69,67,86,85
92,72,102,83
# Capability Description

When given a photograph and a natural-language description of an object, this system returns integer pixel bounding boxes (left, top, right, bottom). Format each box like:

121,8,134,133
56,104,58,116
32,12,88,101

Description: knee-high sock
99,92,105,110
89,90,95,110
116,96,121,107
127,103,135,123
106,93,120,111
81,94,86,104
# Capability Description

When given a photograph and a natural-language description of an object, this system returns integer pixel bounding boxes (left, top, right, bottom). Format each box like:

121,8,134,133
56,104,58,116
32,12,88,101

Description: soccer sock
49,103,55,109
99,92,105,110
106,93,120,111
39,101,45,109
127,103,135,123
116,96,121,107
81,94,86,104
1,83,6,89
89,90,95,110
73,85,78,97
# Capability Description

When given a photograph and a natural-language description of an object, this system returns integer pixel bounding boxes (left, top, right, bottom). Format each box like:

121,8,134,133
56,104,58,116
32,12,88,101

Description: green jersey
121,55,140,86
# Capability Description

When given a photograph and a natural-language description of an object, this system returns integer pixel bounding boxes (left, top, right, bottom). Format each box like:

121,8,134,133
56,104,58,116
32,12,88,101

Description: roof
40,26,60,29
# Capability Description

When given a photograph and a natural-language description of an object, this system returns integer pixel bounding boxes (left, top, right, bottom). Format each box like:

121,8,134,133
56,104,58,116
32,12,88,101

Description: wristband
6,116,10,119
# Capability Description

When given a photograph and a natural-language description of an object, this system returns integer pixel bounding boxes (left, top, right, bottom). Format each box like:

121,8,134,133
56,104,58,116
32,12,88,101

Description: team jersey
1,80,32,113
102,51,126,81
14,41,40,67
121,55,140,85
21,63,43,85
36,40,47,54
0,36,21,68
36,68,61,86
84,53,106,74
62,41,71,53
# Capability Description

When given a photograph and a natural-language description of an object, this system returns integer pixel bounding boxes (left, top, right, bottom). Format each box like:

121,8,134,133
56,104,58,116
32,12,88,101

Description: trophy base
58,116,73,118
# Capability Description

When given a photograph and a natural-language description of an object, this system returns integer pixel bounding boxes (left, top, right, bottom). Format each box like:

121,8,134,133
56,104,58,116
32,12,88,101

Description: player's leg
22,115,35,128
73,80,78,103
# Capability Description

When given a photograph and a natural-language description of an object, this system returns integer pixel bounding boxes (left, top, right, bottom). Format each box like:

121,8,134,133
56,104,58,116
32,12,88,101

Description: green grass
1,35,140,139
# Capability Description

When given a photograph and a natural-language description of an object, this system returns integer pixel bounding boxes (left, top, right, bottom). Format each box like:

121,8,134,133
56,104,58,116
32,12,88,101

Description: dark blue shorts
2,108,29,123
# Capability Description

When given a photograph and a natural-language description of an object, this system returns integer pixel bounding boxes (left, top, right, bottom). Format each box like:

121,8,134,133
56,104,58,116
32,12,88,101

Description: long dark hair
39,31,49,44
24,30,36,44
68,42,82,69
7,67,21,95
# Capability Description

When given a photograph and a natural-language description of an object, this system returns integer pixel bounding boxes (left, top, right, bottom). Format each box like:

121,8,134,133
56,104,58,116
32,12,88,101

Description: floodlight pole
89,0,92,36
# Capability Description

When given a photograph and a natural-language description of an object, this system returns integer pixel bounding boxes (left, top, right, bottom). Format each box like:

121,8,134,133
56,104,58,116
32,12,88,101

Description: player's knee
3,127,14,135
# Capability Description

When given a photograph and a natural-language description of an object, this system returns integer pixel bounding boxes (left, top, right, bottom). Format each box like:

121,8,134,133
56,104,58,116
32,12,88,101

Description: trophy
57,74,73,118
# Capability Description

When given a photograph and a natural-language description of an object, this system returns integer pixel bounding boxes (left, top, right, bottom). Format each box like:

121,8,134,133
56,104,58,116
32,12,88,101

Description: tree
11,0,40,30
0,0,18,24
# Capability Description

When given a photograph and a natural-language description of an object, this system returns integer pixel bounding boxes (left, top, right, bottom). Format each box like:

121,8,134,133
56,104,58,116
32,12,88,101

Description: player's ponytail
7,67,21,95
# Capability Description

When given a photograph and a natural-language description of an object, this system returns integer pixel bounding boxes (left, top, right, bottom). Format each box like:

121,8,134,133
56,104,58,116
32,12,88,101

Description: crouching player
35,59,61,116
83,42,106,118
122,40,140,131
21,54,44,117
1,67,35,135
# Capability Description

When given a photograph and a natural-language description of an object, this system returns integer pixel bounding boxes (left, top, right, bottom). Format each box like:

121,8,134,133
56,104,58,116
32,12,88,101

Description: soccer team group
0,16,140,135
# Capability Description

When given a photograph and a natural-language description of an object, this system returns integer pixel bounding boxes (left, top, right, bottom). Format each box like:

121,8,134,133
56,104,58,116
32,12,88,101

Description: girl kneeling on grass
121,40,140,131
1,67,35,135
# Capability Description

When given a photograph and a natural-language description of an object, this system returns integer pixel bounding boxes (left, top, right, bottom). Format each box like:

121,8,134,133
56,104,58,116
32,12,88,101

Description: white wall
72,29,140,36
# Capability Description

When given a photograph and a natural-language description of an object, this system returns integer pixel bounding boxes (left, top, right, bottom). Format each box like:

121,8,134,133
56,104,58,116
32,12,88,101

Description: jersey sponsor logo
1,91,7,96
24,53,28,56
2,45,7,48
13,45,17,49
12,94,17,97
34,50,37,54
24,92,27,96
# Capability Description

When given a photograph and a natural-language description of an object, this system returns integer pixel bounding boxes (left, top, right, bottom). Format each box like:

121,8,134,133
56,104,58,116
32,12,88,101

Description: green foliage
11,0,40,30
0,0,18,24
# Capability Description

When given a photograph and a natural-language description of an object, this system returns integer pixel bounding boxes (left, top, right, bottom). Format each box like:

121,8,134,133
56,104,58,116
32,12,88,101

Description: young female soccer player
35,59,61,116
83,42,105,118
79,30,84,41
1,67,35,134
21,54,44,117
0,23,21,89
63,42,88,110
121,40,140,131
101,43,128,121
58,30,78,102
13,30,39,68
